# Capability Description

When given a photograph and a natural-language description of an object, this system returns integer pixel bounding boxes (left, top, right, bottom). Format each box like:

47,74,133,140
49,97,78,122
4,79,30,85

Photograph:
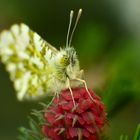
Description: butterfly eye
60,55,69,67
64,56,69,61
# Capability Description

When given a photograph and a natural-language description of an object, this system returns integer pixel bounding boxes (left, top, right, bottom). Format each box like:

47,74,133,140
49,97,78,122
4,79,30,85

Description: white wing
0,23,58,100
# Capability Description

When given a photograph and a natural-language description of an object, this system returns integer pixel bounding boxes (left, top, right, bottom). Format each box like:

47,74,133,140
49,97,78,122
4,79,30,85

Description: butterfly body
0,24,82,100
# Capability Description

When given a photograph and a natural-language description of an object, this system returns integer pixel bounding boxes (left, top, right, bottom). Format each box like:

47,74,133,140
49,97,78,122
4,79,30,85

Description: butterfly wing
0,23,58,100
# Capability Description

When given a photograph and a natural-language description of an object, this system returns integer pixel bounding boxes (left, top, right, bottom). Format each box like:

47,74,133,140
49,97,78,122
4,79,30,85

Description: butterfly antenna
66,10,74,47
68,9,82,47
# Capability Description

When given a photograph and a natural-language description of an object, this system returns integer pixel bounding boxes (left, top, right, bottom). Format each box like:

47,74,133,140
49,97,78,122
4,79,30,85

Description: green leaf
18,109,46,140
119,124,140,140
133,124,140,140
120,135,128,140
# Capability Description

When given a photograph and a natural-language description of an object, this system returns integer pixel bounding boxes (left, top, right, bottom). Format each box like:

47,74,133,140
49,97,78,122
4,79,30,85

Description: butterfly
0,9,94,105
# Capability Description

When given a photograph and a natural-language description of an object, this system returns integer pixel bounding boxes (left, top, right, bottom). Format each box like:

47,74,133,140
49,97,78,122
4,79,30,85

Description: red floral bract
42,87,107,140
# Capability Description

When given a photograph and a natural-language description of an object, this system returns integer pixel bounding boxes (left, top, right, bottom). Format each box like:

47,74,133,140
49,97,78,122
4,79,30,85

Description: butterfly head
55,47,81,80
64,47,80,79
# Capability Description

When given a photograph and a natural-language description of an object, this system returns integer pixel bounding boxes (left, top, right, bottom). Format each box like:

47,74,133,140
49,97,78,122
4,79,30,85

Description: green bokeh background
0,0,140,140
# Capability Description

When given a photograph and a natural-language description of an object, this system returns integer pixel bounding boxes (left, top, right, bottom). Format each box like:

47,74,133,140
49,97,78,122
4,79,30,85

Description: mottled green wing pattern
0,23,58,100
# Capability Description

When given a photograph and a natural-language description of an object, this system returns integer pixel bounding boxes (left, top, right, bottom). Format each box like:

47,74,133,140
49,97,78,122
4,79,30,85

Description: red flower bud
42,87,107,140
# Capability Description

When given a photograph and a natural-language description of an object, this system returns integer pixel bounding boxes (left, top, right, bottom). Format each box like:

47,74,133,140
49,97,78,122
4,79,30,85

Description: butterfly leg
67,78,76,107
75,78,96,103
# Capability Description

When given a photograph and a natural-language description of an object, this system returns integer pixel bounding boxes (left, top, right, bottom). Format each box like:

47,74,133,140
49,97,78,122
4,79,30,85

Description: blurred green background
0,0,140,140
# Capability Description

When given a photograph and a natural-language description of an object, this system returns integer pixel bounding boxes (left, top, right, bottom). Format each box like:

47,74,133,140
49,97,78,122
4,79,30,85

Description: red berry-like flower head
42,87,107,140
